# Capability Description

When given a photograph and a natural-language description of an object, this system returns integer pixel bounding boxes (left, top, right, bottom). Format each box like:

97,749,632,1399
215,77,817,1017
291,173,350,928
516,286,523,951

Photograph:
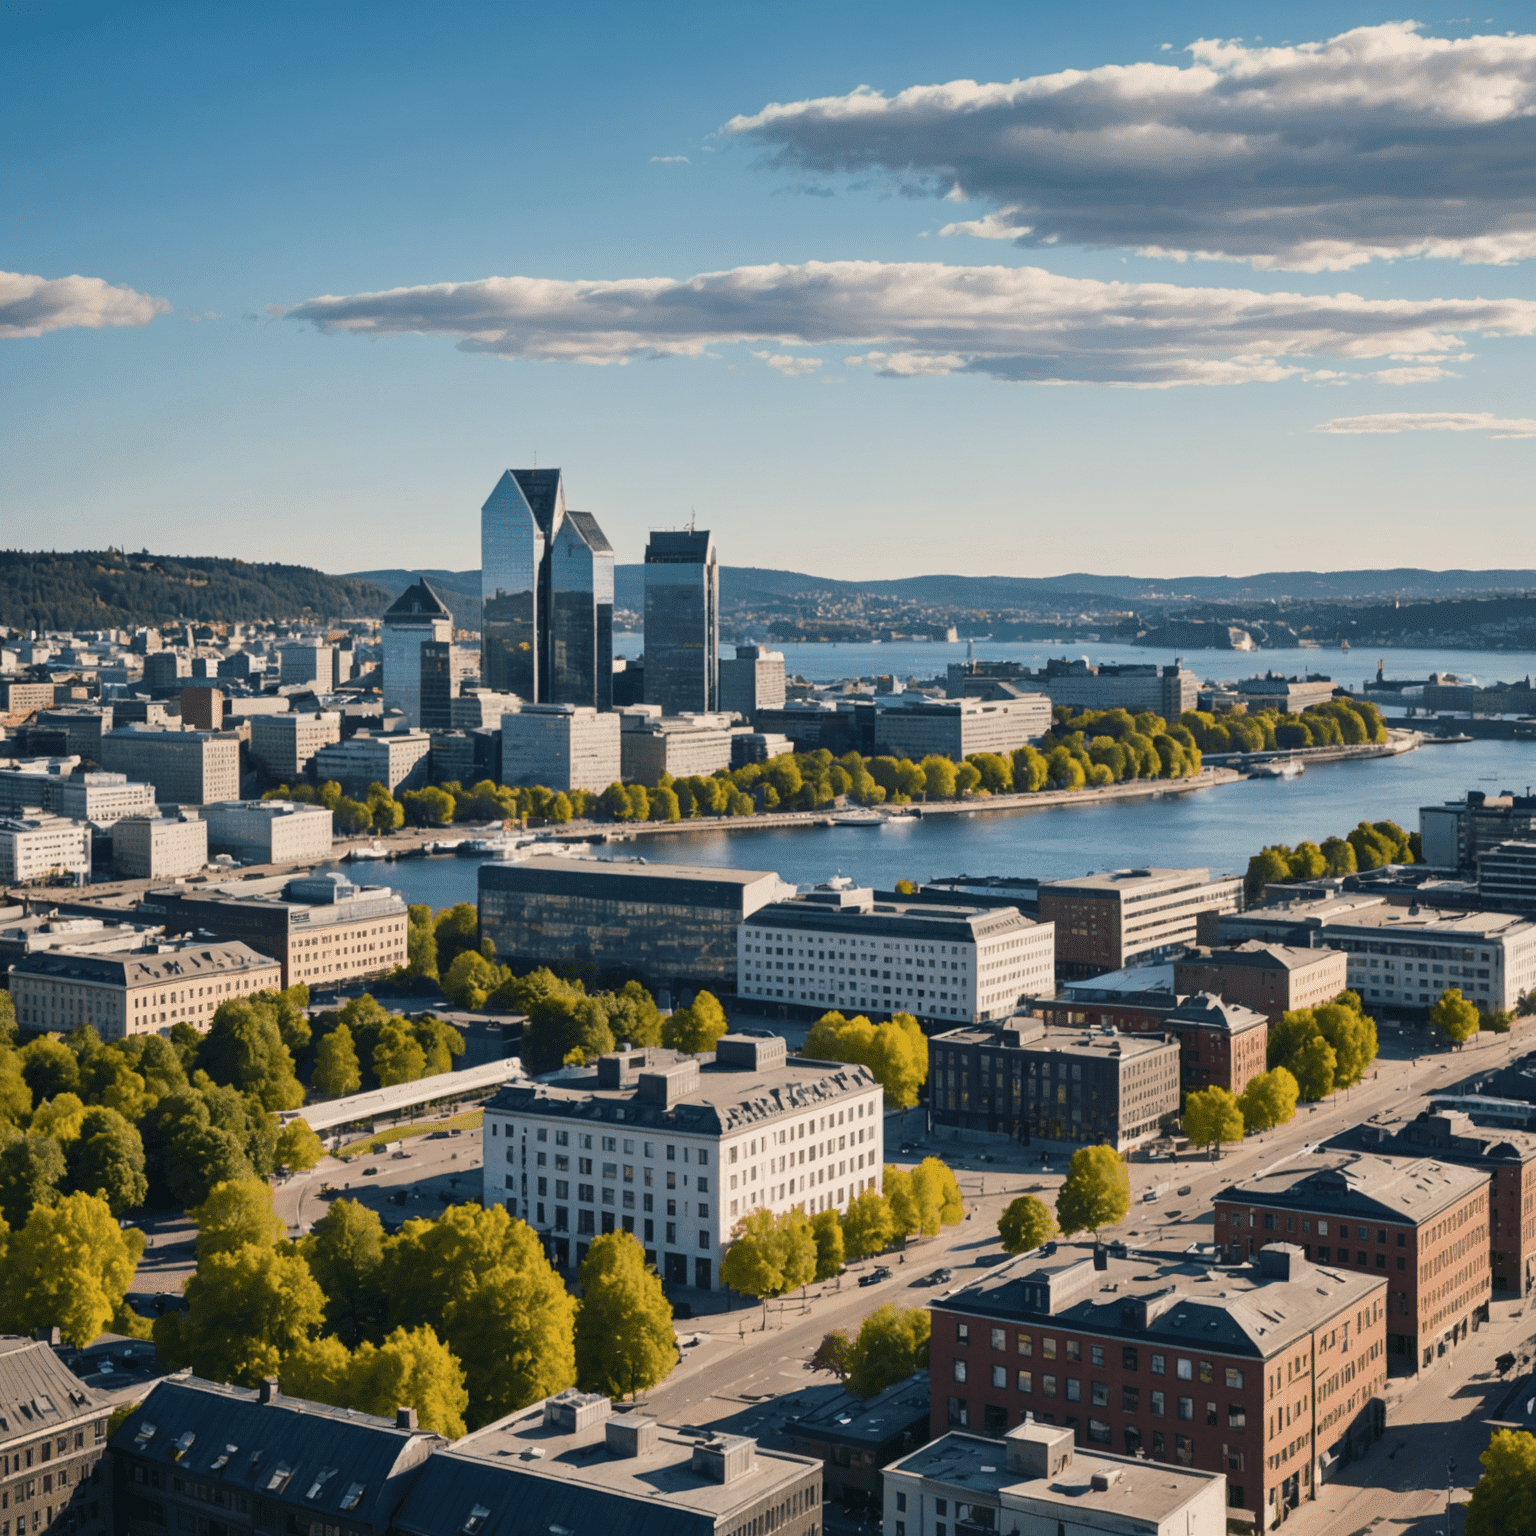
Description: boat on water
830,809,887,827
461,837,525,858
1341,639,1350,651
345,841,388,860
1423,733,1473,745
1249,759,1305,780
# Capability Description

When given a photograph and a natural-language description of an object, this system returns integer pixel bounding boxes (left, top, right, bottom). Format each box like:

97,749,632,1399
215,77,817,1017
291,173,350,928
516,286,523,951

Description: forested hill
0,551,390,631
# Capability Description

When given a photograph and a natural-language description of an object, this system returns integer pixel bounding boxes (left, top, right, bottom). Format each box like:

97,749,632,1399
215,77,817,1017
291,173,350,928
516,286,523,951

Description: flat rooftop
481,854,784,892
1039,868,1215,895
1184,941,1342,972
1316,904,1535,941
934,1021,1176,1062
1219,1149,1487,1224
785,1373,930,1447
1061,963,1176,1000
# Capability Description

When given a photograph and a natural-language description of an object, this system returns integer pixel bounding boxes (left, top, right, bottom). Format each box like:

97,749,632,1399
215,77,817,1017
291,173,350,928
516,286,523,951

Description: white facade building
501,703,621,793
112,814,209,879
738,882,1054,1025
382,580,454,728
483,1033,882,1290
0,815,92,884
312,730,432,797
54,772,157,828
873,693,1053,761
618,708,740,786
202,799,334,865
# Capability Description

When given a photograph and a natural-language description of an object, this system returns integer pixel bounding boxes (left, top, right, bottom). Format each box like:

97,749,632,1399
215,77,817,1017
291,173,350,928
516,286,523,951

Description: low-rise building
9,939,282,1038
884,1419,1226,1536
0,758,80,816
149,870,409,988
619,708,740,785
480,855,787,992
1421,790,1536,873
110,1376,444,1536
99,726,241,804
872,692,1052,761
0,813,92,884
392,1389,821,1536
782,1374,929,1516
718,643,787,720
737,881,1053,1026
0,1336,112,1536
1038,868,1243,979
1110,993,1268,1099
248,709,342,780
202,798,334,865
54,771,158,828
930,1018,1180,1150
501,703,621,793
312,729,432,797
484,1033,882,1286
1173,942,1347,1022
112,813,209,879
1480,840,1536,911
929,1241,1387,1526
0,680,57,715
1214,1150,1491,1371
1041,660,1199,721
1235,673,1338,714
278,640,336,690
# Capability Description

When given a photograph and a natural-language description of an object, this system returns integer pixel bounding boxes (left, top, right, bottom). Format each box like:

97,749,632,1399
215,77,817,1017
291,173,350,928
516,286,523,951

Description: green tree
333,797,374,836
1466,1428,1536,1536
1182,1086,1244,1158
1315,1000,1378,1086
1238,1068,1300,1134
156,1242,327,1386
846,1304,930,1399
373,1022,428,1086
0,1050,31,1129
198,997,305,1112
433,904,482,975
0,1191,145,1346
1290,1034,1338,1101
810,1330,852,1382
0,1134,66,1228
442,950,500,1010
919,755,958,799
998,1195,1057,1255
276,1118,324,1171
1244,847,1292,904
349,1326,470,1438
810,1208,845,1280
804,1012,929,1108
0,994,15,1047
32,1092,87,1144
662,991,729,1054
719,1208,785,1313
64,1106,147,1215
301,1199,387,1347
1320,836,1358,876
165,1122,255,1209
18,1038,80,1101
189,1177,286,1259
574,1232,678,1399
1430,988,1480,1048
1056,1145,1130,1239
278,1334,353,1407
522,994,615,1074
313,1024,363,1098
401,786,455,827
841,1188,895,1261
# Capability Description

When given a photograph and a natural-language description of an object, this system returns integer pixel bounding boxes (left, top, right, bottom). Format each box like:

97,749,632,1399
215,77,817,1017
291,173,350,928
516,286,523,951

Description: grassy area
334,1108,484,1160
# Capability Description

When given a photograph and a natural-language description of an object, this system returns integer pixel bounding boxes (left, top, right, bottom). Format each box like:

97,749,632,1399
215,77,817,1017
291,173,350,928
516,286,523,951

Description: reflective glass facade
550,510,614,709
644,529,719,715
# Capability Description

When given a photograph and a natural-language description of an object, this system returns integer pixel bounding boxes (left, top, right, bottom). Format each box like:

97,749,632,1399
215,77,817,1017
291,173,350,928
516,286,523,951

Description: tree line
1179,697,1388,755
1245,818,1420,901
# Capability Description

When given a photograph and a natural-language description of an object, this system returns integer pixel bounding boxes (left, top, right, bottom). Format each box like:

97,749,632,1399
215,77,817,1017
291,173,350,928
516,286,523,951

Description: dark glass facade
550,509,614,709
644,528,719,715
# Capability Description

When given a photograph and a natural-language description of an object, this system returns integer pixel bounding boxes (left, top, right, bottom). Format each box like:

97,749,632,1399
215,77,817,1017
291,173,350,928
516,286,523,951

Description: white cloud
752,350,823,375
726,23,1536,270
1371,364,1460,384
284,259,1536,387
649,155,691,164
0,270,170,339
1314,411,1536,436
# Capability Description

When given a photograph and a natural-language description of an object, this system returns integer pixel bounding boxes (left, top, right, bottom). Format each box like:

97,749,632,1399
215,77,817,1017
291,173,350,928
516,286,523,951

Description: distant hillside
0,551,390,632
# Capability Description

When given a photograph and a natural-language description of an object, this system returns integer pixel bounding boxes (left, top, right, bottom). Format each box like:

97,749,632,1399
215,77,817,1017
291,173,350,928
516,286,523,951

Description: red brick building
1174,943,1347,1023
929,1241,1386,1528
1215,1151,1490,1372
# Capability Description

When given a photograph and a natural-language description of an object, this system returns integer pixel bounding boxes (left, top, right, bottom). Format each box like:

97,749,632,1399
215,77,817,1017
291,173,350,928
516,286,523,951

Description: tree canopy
998,1195,1058,1255
846,1305,930,1399
1430,988,1481,1047
574,1233,678,1399
1238,1068,1299,1134
1466,1428,1536,1536
804,1012,929,1108
1182,1087,1244,1157
1056,1145,1130,1239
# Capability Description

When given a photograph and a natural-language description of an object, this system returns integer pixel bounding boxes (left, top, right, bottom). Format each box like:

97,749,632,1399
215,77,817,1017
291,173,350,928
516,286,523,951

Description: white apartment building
873,693,1053,761
54,771,157,827
483,1033,882,1290
312,730,432,797
738,881,1054,1025
501,703,621,793
1318,905,1536,1014
618,708,740,786
202,799,334,865
248,710,342,780
111,814,209,879
0,815,92,885
9,939,282,1040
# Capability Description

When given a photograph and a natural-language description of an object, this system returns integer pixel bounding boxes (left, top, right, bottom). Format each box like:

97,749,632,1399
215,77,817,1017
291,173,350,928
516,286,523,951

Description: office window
953,1360,968,1383
1151,1353,1166,1376
991,1366,1006,1389
991,1328,1006,1351
1225,1367,1244,1389
1122,1386,1140,1412
1017,1371,1033,1394
1176,1358,1193,1381
1177,1397,1193,1421
1150,1391,1165,1417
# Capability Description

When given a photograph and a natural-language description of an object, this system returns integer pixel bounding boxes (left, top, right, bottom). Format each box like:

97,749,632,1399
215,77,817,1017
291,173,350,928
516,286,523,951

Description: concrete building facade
99,727,241,804
54,771,158,827
718,643,787,720
1042,661,1199,721
872,693,1053,761
248,710,342,781
0,814,92,884
312,730,432,796
1173,943,1348,1023
619,709,739,786
202,799,334,865
112,813,209,879
500,703,621,793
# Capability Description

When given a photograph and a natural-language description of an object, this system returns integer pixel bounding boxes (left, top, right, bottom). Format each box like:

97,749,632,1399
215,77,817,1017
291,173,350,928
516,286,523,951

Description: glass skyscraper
481,468,614,707
643,528,719,716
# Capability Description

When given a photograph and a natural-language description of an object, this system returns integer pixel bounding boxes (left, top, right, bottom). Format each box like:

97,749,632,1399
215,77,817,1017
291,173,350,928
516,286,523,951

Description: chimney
396,1407,418,1430
259,1378,279,1404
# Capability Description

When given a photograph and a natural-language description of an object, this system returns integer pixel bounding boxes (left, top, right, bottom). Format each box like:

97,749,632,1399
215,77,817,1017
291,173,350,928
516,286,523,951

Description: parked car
392,1149,411,1160
1177,1186,1192,1196
361,1166,379,1176
932,1267,954,1285
1141,1189,1159,1203
859,1267,892,1288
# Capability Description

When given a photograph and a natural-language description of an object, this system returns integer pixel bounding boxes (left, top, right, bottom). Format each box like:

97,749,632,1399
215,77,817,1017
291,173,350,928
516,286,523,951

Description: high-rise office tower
382,580,453,727
481,468,614,707
419,640,478,732
644,529,719,715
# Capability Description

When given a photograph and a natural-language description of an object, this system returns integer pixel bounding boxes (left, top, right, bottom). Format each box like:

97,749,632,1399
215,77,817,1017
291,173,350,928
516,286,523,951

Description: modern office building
645,528,719,715
278,640,336,690
419,639,478,732
383,579,455,727
0,758,79,816
248,709,343,780
0,813,92,884
31,704,112,756
112,812,209,879
54,770,158,827
393,1390,821,1536
929,1017,1181,1149
500,703,620,793
1041,661,1198,721
178,684,224,730
109,1377,445,1536
1173,942,1348,1022
99,726,241,804
1038,868,1244,978
884,1420,1226,1536
1421,790,1536,872
1478,840,1536,910
202,798,334,865
0,680,56,715
930,1242,1387,1525
480,855,787,990
484,1033,882,1286
150,870,409,988
481,468,615,707
312,729,432,796
872,692,1052,761
449,688,521,730
9,939,282,1039
737,881,1053,1026
719,643,787,720
1214,1151,1491,1371
1234,673,1338,714
619,708,739,785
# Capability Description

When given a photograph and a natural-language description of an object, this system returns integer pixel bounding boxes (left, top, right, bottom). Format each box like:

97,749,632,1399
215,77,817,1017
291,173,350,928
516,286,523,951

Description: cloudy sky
4,1,1535,579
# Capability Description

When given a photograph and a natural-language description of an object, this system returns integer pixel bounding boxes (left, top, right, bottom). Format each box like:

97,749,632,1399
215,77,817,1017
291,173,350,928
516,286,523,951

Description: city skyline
3,4,1534,580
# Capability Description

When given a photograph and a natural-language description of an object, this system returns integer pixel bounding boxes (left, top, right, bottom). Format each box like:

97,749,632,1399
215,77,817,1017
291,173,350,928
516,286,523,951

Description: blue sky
3,0,1535,581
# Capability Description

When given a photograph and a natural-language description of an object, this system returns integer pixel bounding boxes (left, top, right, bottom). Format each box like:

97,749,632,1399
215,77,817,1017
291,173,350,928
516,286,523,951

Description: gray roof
384,580,454,624
1218,1150,1489,1225
479,856,781,909
0,1337,107,1440
1327,1108,1536,1167
746,898,1033,943
563,510,614,556
1183,941,1341,973
1164,993,1270,1035
784,1372,930,1449
9,941,278,988
110,1377,444,1531
1039,867,1220,897
934,1020,1178,1065
394,1396,816,1536
933,1241,1384,1360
